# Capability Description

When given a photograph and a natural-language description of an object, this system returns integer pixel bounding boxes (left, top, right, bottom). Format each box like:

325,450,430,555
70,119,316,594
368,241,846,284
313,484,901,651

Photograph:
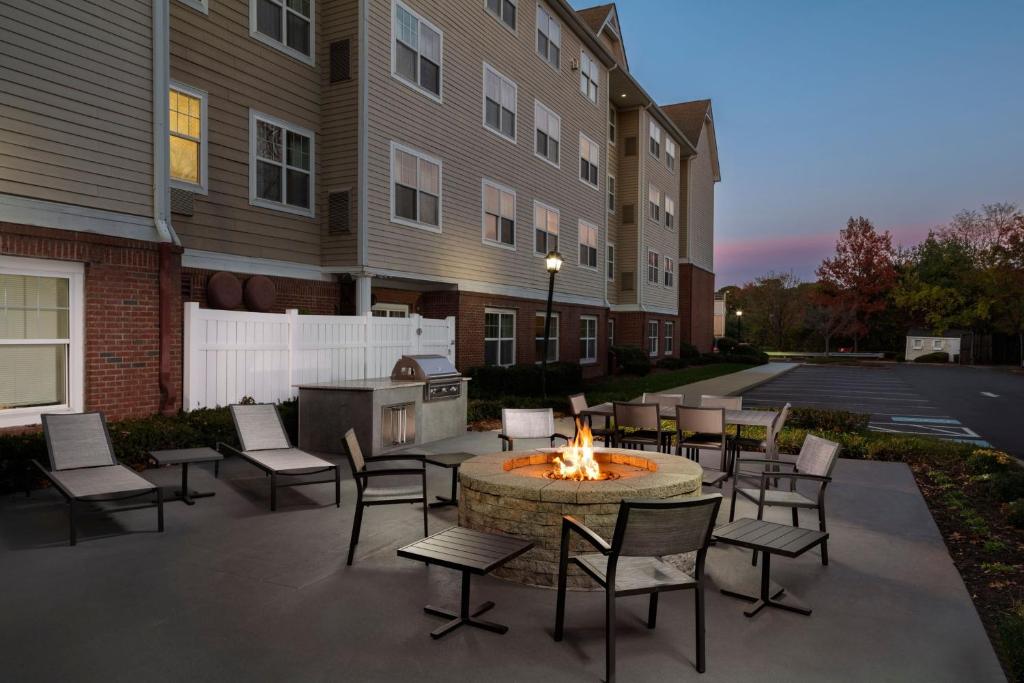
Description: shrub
611,346,651,376
1007,500,1024,529
699,352,723,364
787,407,870,433
992,471,1024,503
678,342,700,360
997,604,1024,681
467,362,582,398
467,396,567,422
716,336,738,354
965,449,1014,475
914,351,950,363
655,356,688,370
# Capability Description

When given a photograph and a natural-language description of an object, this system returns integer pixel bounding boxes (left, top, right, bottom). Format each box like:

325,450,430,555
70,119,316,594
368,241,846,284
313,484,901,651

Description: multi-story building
0,0,719,429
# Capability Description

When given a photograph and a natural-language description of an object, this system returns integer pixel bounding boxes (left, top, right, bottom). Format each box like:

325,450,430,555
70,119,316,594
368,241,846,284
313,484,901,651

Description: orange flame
552,423,602,481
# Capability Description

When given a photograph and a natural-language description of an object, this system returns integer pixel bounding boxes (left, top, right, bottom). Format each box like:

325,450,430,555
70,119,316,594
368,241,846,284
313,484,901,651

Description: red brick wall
182,267,341,315
679,264,715,353
0,223,182,422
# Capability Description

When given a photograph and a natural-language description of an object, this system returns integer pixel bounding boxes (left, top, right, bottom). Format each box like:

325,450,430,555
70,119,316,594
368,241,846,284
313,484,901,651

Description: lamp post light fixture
541,250,563,398
735,309,744,343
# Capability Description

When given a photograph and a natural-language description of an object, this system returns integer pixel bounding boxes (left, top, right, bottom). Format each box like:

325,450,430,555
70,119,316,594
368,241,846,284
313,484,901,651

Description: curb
723,363,800,397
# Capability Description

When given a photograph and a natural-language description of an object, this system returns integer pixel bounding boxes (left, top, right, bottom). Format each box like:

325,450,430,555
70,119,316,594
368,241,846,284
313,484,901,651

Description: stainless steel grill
391,354,462,402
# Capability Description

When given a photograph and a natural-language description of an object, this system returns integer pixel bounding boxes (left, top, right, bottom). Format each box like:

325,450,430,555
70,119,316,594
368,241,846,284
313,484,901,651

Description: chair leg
792,507,799,527
335,467,341,508
422,471,429,537
695,583,706,673
157,488,164,533
554,531,570,641
270,472,277,511
729,484,738,522
68,499,76,547
647,592,659,629
818,504,829,566
347,503,364,566
752,503,765,566
606,588,617,683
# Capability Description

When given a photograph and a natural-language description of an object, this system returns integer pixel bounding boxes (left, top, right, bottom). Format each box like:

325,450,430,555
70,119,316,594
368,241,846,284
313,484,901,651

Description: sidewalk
664,361,799,404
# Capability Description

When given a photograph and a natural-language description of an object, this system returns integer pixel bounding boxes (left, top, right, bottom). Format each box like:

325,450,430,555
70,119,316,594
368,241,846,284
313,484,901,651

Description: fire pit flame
551,424,603,481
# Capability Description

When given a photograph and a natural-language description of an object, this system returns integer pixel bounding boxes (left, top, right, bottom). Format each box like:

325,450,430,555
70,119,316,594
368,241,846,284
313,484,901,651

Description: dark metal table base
170,462,215,506
423,570,509,639
719,553,811,617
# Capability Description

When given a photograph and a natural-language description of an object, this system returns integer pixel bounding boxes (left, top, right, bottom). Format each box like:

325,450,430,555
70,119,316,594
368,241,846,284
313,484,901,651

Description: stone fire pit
458,448,703,589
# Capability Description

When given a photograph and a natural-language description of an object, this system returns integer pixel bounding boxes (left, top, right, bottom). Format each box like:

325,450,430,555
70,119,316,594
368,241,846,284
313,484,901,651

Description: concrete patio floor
0,429,1006,682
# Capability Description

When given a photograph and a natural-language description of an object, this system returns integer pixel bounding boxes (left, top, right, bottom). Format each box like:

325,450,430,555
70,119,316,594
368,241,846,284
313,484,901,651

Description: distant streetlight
735,309,744,343
541,251,563,398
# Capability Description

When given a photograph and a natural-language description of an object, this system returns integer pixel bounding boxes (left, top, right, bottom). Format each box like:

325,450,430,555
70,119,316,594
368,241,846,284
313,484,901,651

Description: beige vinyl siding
612,108,639,305
687,123,715,272
320,2,360,267
639,109,679,313
605,108,619,305
170,0,321,265
0,0,153,217
364,0,608,301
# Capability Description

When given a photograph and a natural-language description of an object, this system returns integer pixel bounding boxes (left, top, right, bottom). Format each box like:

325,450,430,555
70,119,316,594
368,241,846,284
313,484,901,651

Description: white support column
355,274,372,315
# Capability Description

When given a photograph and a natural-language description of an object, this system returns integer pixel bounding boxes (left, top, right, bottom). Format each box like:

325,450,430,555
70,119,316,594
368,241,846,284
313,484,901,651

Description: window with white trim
580,316,597,363
393,1,442,99
0,257,83,427
607,174,615,212
606,243,615,281
169,83,207,193
252,0,313,63
912,339,923,350
647,320,659,356
179,0,209,13
666,138,677,171
579,133,599,187
649,119,662,158
536,4,560,69
250,111,314,216
482,180,516,247
483,64,517,141
647,249,660,284
608,318,615,347
485,0,516,30
648,184,660,221
535,311,559,362
664,257,674,287
485,309,516,366
609,104,616,143
372,303,409,318
933,339,943,350
534,101,560,166
534,202,559,254
664,321,674,354
578,220,598,269
391,142,441,230
665,195,675,228
579,50,598,102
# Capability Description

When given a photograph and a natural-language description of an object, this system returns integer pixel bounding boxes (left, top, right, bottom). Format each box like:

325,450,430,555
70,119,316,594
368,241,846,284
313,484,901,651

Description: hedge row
466,362,583,398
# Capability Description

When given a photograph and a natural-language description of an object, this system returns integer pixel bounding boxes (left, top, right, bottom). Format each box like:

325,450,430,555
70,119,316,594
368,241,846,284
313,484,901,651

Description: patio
0,427,1005,682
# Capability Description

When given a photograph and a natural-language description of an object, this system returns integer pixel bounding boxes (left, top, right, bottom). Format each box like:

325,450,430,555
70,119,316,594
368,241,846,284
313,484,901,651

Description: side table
424,452,476,508
150,447,223,505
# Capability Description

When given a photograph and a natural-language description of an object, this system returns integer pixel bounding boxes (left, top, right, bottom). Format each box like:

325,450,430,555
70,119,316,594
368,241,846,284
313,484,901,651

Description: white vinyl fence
183,302,455,410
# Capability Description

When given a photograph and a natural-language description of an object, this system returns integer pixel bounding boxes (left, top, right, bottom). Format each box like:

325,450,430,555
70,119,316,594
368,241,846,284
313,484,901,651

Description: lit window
482,180,516,247
394,1,442,99
647,320,659,356
250,111,314,216
536,5,560,69
607,175,615,212
664,258,674,287
664,321,674,354
578,220,598,269
534,101,561,166
391,142,442,230
647,249,660,284
606,243,615,281
649,119,661,158
485,309,516,366
580,316,597,363
579,133,599,187
252,0,313,63
579,50,599,102
169,84,207,193
535,312,559,362
483,64,517,141
485,0,516,30
665,196,675,228
534,202,559,254
666,138,677,171
648,184,661,221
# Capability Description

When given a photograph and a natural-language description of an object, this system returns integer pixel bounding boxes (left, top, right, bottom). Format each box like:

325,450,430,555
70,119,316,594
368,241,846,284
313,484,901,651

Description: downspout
354,0,372,315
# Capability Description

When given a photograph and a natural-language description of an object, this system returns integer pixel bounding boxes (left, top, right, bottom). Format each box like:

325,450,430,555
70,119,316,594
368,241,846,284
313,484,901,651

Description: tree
940,202,1020,255
734,271,805,350
815,217,898,351
806,284,857,354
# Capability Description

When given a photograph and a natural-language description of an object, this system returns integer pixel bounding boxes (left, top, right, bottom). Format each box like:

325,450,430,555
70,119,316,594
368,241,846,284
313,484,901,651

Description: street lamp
735,309,744,343
541,250,563,398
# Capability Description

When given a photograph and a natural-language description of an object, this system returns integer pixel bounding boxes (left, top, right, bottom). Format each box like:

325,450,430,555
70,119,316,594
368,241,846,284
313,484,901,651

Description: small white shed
905,329,963,362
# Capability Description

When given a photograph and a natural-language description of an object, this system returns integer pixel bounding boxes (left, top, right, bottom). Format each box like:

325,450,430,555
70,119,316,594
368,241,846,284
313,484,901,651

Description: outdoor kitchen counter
295,378,427,391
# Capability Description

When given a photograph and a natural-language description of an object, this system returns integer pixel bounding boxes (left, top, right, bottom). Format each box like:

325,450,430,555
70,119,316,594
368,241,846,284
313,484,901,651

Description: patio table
398,526,534,639
712,517,828,617
423,452,476,508
581,402,777,429
149,447,223,505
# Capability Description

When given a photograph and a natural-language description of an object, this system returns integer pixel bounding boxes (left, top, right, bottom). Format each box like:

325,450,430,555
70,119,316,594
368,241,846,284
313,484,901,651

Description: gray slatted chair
341,428,427,565
642,393,684,451
730,434,841,566
699,394,743,410
675,406,728,488
612,402,663,452
221,403,340,511
33,412,162,546
567,394,613,446
554,495,723,682
733,403,792,461
499,408,571,451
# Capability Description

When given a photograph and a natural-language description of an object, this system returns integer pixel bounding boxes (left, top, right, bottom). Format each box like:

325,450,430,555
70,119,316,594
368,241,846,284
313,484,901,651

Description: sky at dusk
572,0,1024,286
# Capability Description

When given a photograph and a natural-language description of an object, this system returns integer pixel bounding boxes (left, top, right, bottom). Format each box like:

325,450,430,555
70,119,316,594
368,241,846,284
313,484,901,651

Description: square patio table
398,526,534,639
712,517,828,617
149,447,223,505
423,452,476,508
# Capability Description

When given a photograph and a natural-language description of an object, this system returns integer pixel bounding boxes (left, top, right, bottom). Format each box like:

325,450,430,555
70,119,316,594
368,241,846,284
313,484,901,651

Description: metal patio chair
733,402,792,462
567,394,613,446
341,428,427,565
612,402,664,452
32,412,163,546
222,403,340,511
730,434,841,566
641,393,684,451
674,406,728,488
498,408,571,451
554,495,723,682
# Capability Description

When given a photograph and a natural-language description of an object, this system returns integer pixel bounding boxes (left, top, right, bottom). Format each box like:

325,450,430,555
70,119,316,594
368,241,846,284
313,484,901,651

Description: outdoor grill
391,354,462,402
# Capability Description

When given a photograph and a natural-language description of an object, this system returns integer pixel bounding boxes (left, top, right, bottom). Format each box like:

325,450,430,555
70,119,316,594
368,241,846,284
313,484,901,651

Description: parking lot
742,364,999,450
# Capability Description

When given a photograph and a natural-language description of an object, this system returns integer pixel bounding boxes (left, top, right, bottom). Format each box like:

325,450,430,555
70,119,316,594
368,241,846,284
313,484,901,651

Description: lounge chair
222,403,340,511
34,412,163,546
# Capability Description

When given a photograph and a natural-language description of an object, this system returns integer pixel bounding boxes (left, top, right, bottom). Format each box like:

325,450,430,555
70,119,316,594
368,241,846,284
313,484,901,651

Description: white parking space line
981,392,999,398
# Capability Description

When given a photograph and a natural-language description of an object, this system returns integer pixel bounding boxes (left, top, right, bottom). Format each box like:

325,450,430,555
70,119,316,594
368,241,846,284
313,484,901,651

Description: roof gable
662,99,721,181
575,3,629,70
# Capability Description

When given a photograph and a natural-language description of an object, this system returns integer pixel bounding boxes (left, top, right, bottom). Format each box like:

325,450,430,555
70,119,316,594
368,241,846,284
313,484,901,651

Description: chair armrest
735,457,795,467
562,515,611,554
217,441,244,458
760,471,831,485
498,434,511,443
355,468,425,479
551,433,571,444
366,453,426,463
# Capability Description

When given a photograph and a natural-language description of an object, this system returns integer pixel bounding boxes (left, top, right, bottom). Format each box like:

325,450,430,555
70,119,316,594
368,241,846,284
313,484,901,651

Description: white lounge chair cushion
577,554,696,593
51,465,154,498
241,448,335,473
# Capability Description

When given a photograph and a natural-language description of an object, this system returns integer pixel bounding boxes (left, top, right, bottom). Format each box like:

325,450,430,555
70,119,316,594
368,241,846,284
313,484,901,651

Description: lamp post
541,250,563,398
735,309,744,343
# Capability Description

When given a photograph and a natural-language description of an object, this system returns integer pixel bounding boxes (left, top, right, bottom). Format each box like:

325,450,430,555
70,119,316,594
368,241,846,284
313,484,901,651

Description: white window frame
665,195,675,228
481,178,516,250
578,133,599,188
608,104,616,144
606,242,615,281
249,0,315,66
647,320,659,357
578,219,598,270
0,255,84,429
579,49,599,103
933,339,943,350
912,339,923,350
608,318,615,347
533,200,559,256
648,184,661,221
607,174,615,213
169,82,208,195
391,0,444,103
664,321,674,354
580,315,598,364
666,138,677,171
178,0,209,14
484,0,516,31
535,3,561,71
647,248,660,284
482,63,517,143
249,109,315,217
484,308,516,367
372,303,410,318
535,311,559,363
664,257,674,287
649,119,662,158
534,100,561,168
390,140,443,233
